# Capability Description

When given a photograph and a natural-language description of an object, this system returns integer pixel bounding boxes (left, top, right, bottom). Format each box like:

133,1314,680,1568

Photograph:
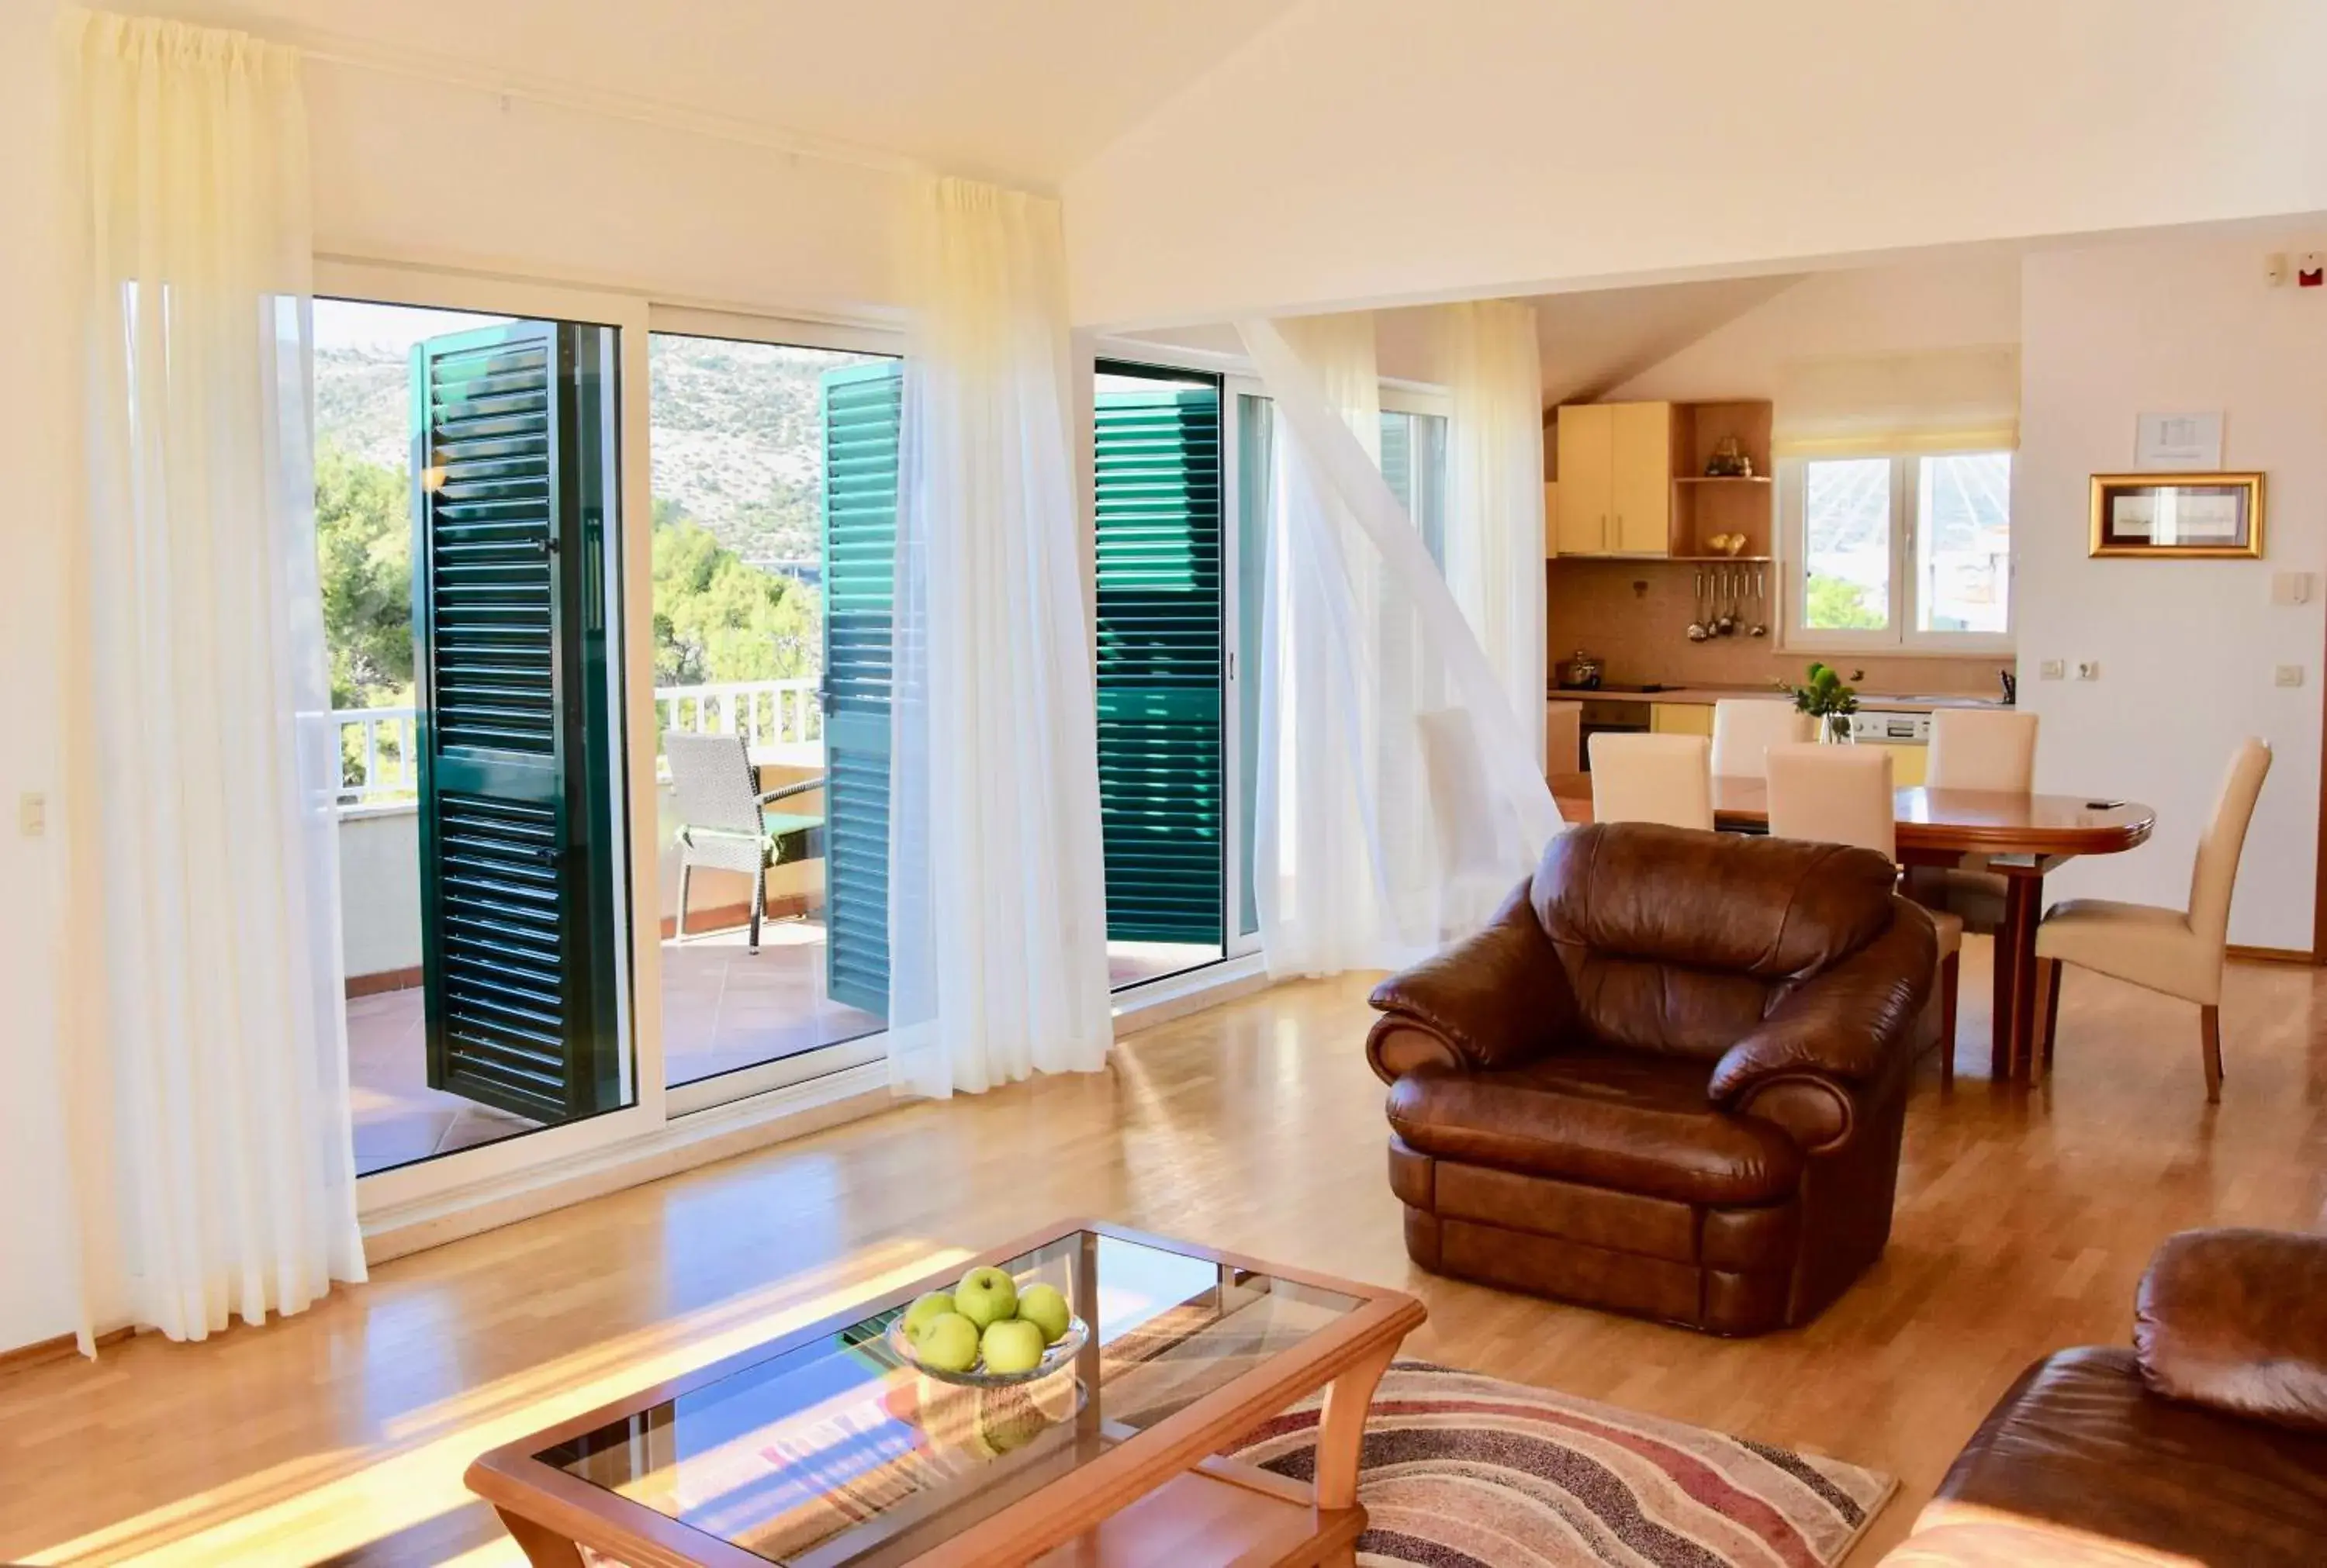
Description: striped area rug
1227,1362,1893,1568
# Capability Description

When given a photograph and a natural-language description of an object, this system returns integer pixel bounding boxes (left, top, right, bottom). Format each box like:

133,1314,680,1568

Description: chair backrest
1765,742,1896,859
1927,708,2038,793
1589,732,1713,830
663,730,762,834
1417,708,1506,881
1710,699,1814,778
1530,822,1903,1060
2187,737,2272,944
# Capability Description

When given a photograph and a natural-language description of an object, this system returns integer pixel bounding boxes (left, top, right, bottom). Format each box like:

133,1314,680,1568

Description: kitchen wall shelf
1547,397,1775,560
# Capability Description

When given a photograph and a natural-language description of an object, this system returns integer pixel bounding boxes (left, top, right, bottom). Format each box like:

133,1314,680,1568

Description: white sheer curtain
1443,300,1548,763
887,177,1113,1100
1243,316,1561,980
55,9,363,1349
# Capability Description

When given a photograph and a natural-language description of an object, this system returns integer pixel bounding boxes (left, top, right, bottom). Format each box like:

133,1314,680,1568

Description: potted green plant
1785,661,1862,744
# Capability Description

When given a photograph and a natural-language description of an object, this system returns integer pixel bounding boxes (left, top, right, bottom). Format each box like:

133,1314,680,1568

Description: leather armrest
2135,1227,2327,1433
1365,879,1578,1082
1708,900,1935,1105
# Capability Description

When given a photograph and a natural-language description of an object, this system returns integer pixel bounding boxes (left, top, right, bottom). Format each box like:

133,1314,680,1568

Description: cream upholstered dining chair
1710,699,1813,778
2032,737,2271,1101
1588,732,1713,830
1910,706,2042,929
1928,707,2040,792
1765,742,1963,1089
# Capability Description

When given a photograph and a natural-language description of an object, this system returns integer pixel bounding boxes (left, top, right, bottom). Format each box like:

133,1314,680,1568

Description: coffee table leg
1313,1342,1397,1520
495,1508,584,1568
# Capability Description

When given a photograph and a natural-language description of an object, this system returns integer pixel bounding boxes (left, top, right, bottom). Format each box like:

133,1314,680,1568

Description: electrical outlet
2038,658,2065,680
2274,571,2314,606
2267,252,2291,286
2277,665,2305,688
2075,660,2101,682
18,793,44,838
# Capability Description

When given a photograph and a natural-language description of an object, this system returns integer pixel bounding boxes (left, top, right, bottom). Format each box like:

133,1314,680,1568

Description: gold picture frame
2088,471,2264,558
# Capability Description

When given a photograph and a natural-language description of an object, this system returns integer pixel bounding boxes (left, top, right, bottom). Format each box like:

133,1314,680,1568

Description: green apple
954,1266,1019,1329
913,1311,980,1373
1016,1283,1071,1345
980,1318,1047,1376
901,1291,957,1343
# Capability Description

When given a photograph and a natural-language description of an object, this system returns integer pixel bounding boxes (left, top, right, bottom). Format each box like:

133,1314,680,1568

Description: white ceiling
143,0,1302,185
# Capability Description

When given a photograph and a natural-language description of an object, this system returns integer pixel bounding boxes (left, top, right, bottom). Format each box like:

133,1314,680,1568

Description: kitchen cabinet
1552,400,1674,557
1543,482,1562,560
1865,741,1929,787
1611,402,1676,554
1650,703,1713,737
1554,404,1613,554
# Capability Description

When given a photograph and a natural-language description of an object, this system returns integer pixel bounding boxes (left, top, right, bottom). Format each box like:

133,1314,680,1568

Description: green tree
651,502,820,687
315,441,414,709
1804,572,1885,630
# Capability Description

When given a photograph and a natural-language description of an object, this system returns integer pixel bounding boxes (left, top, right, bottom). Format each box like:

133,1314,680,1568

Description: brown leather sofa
1367,821,1935,1336
1883,1228,2327,1566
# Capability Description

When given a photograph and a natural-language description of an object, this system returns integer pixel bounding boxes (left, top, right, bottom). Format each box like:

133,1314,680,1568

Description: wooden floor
5,939,2325,1566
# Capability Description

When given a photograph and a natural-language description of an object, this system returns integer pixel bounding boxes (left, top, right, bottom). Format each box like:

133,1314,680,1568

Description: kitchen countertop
1548,683,2007,712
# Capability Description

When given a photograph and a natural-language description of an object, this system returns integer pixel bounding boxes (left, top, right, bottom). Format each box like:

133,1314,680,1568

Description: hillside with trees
315,333,840,711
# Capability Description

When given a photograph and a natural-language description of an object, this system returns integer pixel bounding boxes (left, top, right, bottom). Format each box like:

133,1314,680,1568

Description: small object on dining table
1784,661,1862,743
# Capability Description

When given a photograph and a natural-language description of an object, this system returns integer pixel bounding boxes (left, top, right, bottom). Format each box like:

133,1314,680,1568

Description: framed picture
2088,472,2264,558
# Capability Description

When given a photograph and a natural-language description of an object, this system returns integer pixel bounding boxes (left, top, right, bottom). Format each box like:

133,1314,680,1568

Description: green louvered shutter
411,321,624,1124
1094,371,1226,946
1380,410,1414,513
819,360,902,1017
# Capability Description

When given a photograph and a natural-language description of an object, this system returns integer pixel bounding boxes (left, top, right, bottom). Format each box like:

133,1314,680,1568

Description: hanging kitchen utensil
1748,565,1769,637
1686,570,1709,641
1714,567,1737,635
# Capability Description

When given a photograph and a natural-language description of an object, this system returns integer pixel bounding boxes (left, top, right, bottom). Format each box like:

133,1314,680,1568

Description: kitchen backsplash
1547,559,2007,695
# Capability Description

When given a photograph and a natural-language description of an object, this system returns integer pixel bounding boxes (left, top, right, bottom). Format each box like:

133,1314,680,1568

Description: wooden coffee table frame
468,1220,1426,1568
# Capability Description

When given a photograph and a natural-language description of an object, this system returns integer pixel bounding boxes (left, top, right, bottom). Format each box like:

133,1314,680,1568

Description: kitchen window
1783,450,2012,651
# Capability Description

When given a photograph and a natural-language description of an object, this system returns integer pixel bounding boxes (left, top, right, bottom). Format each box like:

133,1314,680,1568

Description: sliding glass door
647,329,898,1104
318,295,638,1179
1093,362,1229,987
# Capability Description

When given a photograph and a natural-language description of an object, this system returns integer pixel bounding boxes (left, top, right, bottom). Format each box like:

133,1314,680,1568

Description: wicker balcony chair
663,730,824,955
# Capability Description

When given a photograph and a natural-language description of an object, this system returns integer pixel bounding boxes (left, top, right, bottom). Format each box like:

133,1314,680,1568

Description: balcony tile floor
348,918,1219,1177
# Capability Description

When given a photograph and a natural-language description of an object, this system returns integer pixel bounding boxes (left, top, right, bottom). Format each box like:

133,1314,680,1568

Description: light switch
18,793,44,838
2075,660,2101,682
2038,658,2065,680
2277,665,2305,688
2272,571,2313,606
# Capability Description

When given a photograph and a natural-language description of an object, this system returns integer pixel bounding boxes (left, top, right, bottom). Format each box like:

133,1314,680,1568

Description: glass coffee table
468,1220,1426,1567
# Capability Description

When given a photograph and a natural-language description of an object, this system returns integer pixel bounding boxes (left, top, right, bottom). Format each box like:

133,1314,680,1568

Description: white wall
1064,0,2327,328
0,0,83,1359
2018,234,2327,951
0,0,920,1354
1609,256,2022,403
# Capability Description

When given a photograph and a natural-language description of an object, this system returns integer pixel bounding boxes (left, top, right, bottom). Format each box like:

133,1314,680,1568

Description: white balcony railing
654,679,822,752
335,706,418,806
333,678,822,808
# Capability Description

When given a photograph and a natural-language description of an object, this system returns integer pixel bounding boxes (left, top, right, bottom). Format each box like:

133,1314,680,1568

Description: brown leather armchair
1367,821,1935,1335
1883,1228,2327,1566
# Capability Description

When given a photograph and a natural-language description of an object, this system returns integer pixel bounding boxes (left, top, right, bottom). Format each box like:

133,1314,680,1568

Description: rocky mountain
313,333,869,566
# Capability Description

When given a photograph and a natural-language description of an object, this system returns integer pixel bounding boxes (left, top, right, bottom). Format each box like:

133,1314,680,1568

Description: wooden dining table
1547,772,2157,1084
